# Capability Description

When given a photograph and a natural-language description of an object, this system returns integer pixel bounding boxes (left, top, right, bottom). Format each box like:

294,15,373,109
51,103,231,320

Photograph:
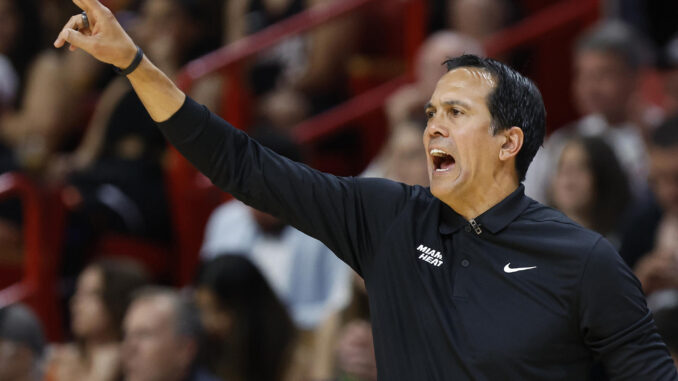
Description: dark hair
560,136,631,235
444,54,546,181
651,114,678,149
90,258,149,339
194,255,296,381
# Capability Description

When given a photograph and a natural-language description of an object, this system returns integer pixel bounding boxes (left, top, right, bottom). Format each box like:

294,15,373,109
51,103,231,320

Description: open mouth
430,148,455,173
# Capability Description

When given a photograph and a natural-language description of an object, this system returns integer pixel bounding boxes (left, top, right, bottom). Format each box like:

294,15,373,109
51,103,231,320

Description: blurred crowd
1,0,678,380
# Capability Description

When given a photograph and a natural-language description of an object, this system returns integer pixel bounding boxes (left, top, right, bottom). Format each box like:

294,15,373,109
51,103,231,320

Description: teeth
430,148,448,157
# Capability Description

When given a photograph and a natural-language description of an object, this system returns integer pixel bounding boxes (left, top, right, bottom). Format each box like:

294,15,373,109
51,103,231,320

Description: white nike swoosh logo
504,263,537,273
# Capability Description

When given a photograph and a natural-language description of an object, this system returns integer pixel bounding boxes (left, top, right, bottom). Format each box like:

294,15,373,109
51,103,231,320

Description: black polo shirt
158,97,678,380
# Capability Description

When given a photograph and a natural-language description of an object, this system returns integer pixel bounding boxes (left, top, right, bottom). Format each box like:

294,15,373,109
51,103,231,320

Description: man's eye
426,111,435,119
451,108,462,116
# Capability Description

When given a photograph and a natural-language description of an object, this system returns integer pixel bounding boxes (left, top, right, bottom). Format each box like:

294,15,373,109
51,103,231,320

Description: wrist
113,46,144,76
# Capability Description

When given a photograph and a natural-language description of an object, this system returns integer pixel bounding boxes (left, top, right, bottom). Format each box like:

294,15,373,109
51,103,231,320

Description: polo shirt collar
438,185,531,235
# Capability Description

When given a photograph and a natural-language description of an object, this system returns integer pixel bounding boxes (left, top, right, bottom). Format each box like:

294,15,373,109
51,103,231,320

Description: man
55,1,678,379
0,304,45,381
524,20,652,203
625,116,678,289
122,287,220,381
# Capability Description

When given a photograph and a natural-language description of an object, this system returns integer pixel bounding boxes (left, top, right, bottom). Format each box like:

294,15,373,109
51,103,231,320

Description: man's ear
499,126,524,161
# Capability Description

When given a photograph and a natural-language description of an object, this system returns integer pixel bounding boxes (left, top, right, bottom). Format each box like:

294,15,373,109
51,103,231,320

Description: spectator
194,255,296,381
621,114,678,268
525,20,653,202
225,0,359,113
634,215,678,296
45,259,148,381
363,120,429,187
447,0,515,41
200,130,351,330
122,287,220,381
0,304,45,381
550,136,632,249
332,273,375,381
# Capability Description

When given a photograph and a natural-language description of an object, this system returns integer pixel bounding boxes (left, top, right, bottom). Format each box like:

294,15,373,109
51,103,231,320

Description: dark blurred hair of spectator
550,136,631,246
194,255,296,381
122,287,220,381
0,304,45,381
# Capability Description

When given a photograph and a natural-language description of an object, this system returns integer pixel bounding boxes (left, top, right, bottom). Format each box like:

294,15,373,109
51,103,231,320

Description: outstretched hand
54,0,138,69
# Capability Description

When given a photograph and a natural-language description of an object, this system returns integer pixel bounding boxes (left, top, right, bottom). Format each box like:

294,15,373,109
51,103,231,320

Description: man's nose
426,120,449,138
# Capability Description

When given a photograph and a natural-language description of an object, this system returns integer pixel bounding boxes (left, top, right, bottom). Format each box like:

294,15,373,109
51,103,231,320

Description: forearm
126,56,185,122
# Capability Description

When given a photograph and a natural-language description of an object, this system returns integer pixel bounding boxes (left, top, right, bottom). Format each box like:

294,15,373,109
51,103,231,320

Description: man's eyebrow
424,100,472,110
442,100,471,109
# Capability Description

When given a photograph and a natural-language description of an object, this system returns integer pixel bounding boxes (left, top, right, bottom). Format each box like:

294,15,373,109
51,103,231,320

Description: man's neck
443,179,519,221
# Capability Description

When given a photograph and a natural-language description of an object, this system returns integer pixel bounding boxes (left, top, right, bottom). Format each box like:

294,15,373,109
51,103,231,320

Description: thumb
55,28,94,52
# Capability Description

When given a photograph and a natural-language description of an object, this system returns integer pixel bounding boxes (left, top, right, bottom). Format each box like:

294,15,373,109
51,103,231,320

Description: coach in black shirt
56,1,678,379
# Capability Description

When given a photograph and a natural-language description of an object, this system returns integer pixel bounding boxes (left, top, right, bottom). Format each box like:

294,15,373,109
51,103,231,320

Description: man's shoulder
517,199,603,250
355,177,436,207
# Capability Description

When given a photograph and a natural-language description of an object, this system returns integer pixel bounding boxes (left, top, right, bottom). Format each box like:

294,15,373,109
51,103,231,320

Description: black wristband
113,46,144,76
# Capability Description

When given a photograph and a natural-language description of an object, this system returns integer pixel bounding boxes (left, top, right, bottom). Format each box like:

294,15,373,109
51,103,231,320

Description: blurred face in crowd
122,297,195,381
573,50,637,124
552,141,594,218
0,0,18,55
448,0,507,41
135,0,198,66
424,67,518,207
0,339,34,381
71,266,115,342
415,33,483,99
649,144,678,216
384,123,429,187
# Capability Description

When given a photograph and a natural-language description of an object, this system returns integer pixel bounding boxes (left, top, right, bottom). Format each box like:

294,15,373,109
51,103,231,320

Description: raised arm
53,0,413,277
54,0,184,122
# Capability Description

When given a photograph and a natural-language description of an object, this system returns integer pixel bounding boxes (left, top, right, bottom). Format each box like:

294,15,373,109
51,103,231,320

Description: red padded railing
293,0,600,143
0,173,63,341
484,0,599,57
